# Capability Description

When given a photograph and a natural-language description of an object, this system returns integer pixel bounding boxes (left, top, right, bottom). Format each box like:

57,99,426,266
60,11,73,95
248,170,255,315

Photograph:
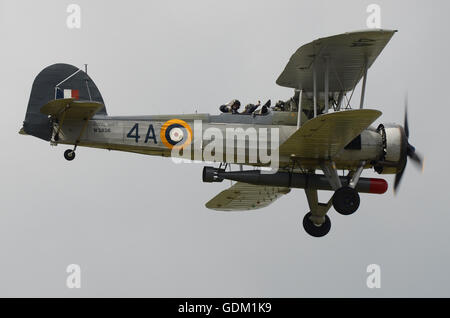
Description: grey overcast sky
0,0,449,297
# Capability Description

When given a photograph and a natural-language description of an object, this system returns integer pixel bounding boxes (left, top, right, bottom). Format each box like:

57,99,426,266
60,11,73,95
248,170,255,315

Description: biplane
20,29,423,237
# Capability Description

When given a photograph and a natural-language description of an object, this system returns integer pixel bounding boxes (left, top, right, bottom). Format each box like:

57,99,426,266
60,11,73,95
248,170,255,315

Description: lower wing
205,182,290,211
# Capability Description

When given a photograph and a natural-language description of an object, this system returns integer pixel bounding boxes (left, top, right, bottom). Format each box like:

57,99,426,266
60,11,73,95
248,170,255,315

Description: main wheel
302,212,331,237
64,149,76,161
332,186,360,215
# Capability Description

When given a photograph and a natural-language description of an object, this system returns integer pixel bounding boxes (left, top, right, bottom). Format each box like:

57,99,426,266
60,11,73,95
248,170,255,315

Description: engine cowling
374,124,407,175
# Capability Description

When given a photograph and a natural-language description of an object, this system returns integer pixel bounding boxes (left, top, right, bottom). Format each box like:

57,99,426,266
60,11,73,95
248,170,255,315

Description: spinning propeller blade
394,95,424,193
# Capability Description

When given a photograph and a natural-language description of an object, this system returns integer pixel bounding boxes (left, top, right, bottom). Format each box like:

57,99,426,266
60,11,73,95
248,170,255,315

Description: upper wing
205,182,290,211
279,109,382,159
276,29,396,92
40,98,104,120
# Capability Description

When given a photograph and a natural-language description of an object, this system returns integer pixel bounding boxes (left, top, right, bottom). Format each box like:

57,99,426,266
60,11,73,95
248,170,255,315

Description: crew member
242,100,261,114
220,99,241,114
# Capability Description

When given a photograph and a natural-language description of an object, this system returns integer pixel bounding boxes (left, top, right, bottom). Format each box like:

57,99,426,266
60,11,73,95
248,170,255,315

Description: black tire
64,149,76,161
332,186,360,215
302,212,331,237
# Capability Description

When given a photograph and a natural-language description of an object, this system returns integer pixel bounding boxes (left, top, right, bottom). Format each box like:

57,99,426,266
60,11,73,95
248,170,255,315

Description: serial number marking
93,127,111,133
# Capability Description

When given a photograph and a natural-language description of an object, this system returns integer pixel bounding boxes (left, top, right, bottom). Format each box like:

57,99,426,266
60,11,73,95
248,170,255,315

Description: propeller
393,96,424,193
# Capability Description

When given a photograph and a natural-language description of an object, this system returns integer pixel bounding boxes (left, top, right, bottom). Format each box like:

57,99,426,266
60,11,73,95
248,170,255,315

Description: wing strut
296,89,303,129
54,103,70,141
320,161,342,190
73,117,90,152
359,60,368,109
336,91,344,111
324,56,330,113
349,161,366,188
313,61,317,117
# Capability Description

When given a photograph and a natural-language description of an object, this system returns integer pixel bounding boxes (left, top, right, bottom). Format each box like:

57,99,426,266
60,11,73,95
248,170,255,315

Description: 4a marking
126,123,157,144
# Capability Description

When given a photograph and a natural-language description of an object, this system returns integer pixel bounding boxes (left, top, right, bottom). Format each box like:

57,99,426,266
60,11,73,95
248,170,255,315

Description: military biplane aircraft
20,29,423,237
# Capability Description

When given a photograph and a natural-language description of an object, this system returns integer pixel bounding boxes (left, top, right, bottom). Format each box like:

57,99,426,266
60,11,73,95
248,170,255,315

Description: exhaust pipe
202,167,387,194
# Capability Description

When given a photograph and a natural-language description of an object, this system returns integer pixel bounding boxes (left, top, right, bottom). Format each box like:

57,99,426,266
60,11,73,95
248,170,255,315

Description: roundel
160,119,192,149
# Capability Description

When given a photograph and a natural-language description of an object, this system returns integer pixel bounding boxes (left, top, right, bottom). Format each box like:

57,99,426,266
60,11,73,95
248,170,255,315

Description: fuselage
56,110,385,172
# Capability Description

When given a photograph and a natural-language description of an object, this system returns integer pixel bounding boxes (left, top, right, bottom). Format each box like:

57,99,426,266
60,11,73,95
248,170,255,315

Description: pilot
219,104,230,113
260,99,271,114
230,99,241,114
253,100,271,115
260,104,269,115
242,100,261,114
273,100,286,111
220,99,241,114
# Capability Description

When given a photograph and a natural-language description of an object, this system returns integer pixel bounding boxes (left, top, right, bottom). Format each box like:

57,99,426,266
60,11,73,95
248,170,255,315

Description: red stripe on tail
72,89,79,100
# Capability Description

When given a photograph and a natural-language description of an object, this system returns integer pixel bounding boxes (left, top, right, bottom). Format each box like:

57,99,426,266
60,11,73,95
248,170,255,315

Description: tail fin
22,63,107,141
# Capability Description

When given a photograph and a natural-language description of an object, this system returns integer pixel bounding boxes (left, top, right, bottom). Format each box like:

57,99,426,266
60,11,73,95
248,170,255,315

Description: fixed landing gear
299,161,366,237
332,186,360,215
64,149,76,161
303,212,331,237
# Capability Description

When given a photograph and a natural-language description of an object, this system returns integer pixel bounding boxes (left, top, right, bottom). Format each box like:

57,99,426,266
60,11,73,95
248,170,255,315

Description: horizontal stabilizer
40,98,104,121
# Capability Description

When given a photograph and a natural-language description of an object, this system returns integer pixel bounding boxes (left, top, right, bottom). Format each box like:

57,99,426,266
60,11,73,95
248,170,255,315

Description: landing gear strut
332,186,360,215
303,212,331,237
64,149,76,161
302,188,333,237
321,161,364,216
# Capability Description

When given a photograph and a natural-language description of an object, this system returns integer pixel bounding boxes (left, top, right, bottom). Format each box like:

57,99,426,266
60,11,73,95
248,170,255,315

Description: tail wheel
332,186,360,215
302,212,331,237
64,149,76,161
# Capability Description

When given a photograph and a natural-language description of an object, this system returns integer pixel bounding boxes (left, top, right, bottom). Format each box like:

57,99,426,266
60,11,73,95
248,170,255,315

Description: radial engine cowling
375,124,407,175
